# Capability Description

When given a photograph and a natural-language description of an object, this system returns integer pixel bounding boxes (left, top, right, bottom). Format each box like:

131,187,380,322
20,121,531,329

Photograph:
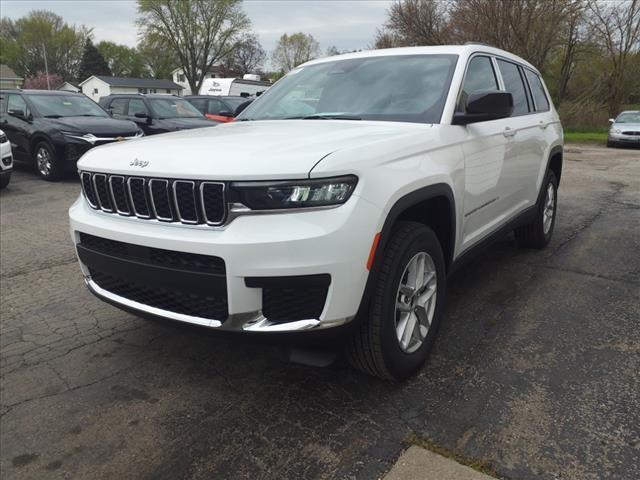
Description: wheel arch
548,145,563,185
354,183,456,323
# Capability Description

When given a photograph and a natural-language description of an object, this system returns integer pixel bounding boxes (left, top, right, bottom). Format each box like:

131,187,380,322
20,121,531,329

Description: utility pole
42,43,50,90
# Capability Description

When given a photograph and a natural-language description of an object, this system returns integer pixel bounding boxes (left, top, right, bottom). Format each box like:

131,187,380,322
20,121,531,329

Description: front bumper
69,194,383,332
608,132,640,144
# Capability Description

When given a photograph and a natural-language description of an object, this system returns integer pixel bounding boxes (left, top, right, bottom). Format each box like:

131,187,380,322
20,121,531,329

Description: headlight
230,175,358,210
61,131,98,144
610,128,621,134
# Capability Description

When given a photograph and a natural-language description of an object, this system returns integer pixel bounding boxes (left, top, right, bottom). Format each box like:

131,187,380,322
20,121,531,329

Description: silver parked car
608,111,640,148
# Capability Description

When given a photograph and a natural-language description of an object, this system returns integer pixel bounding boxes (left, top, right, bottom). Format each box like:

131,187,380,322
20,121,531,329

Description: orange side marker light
367,232,381,271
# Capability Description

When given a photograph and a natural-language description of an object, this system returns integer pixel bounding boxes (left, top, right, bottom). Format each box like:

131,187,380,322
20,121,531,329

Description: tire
0,172,10,189
346,221,446,380
514,170,558,249
33,141,62,181
607,140,616,148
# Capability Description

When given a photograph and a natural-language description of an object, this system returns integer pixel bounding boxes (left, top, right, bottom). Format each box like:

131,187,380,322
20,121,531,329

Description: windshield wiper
43,114,63,118
286,114,361,120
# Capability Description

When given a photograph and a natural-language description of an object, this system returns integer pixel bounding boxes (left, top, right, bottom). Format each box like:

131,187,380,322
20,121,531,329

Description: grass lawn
563,130,608,145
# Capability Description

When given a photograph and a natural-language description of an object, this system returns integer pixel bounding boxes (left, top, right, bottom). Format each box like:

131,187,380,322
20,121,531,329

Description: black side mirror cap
218,110,233,117
134,112,149,119
452,90,513,125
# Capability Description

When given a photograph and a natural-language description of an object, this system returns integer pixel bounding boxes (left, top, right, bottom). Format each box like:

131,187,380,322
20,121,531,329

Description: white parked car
0,129,13,189
69,45,563,380
607,110,640,148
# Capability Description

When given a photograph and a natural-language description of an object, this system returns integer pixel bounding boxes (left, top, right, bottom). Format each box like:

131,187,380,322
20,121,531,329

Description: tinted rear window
497,59,530,116
524,70,550,112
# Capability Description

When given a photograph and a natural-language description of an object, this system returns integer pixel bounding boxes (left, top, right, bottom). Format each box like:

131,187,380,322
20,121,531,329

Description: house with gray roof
80,75,183,102
0,64,23,89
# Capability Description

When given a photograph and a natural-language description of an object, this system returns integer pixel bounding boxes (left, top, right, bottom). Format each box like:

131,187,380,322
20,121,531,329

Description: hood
613,122,640,130
47,116,139,136
158,117,219,129
78,120,429,180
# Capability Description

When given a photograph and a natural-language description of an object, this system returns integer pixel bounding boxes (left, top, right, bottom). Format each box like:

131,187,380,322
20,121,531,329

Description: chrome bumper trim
84,277,352,332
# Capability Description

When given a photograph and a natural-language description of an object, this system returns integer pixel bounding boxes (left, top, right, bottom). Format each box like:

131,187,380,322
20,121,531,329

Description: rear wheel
514,170,558,249
347,221,446,380
33,141,62,181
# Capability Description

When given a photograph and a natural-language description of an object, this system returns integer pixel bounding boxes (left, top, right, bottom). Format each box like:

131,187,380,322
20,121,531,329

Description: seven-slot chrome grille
80,171,225,225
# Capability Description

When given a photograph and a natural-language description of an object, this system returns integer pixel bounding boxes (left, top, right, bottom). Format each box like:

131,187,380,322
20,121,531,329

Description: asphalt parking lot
1,144,639,480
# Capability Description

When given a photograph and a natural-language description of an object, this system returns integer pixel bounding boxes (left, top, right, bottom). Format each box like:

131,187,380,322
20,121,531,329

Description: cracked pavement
1,144,639,479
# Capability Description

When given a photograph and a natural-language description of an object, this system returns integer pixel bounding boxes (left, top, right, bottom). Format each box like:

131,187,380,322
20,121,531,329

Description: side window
109,98,128,115
128,98,149,116
497,59,530,116
524,69,550,112
188,98,207,114
457,56,498,112
208,99,224,115
7,95,29,116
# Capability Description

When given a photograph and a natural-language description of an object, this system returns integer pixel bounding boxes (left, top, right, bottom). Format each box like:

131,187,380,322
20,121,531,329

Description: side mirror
452,90,513,125
8,108,26,119
218,110,233,118
608,118,615,125
134,112,152,124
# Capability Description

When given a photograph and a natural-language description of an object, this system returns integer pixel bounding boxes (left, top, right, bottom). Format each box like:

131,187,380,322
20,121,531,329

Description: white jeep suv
69,45,563,380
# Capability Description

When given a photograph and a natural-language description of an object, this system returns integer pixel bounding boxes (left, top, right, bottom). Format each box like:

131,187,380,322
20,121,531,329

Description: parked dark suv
0,89,142,181
99,94,218,135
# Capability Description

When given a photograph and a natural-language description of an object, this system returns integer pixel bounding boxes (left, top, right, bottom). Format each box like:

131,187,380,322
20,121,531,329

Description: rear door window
188,98,207,114
109,98,128,115
128,99,149,116
208,99,224,115
524,69,550,112
497,59,530,116
457,56,498,112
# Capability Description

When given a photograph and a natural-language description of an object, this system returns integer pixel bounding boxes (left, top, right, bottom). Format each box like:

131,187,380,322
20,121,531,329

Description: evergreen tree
78,39,111,81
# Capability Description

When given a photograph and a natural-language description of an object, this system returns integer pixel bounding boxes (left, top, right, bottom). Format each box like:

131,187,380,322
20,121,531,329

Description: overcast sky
1,0,392,55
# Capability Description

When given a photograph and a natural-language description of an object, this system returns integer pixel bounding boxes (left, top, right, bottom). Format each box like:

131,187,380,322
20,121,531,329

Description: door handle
503,127,516,138
538,120,548,129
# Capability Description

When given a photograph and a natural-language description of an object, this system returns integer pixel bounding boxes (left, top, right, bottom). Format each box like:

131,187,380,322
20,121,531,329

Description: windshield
615,112,640,123
28,94,108,118
149,98,203,119
238,54,458,123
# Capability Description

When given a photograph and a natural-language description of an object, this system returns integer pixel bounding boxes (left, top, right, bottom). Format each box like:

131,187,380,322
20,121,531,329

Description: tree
325,45,341,56
137,33,179,79
587,0,640,116
137,0,250,94
375,0,451,48
78,38,111,81
0,10,90,80
223,33,266,75
271,33,320,73
23,71,63,90
97,41,149,77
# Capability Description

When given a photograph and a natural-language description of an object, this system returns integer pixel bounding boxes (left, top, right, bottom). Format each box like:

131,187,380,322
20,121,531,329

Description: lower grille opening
90,270,228,321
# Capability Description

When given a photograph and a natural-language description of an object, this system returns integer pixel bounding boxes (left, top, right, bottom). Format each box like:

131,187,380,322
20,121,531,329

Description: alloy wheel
36,146,52,177
394,251,437,354
543,182,555,234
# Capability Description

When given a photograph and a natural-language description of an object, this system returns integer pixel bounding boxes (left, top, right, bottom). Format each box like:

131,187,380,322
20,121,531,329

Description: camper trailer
199,75,270,97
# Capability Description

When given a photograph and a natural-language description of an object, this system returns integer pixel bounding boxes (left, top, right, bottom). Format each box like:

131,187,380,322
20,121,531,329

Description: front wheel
346,221,446,380
33,141,62,181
